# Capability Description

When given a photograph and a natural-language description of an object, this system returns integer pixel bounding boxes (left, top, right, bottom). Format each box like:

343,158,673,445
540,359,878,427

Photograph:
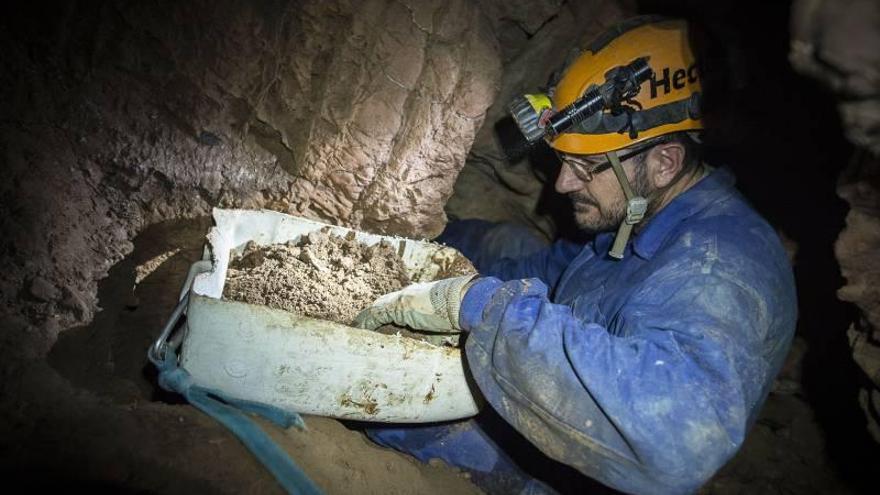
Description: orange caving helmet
550,16,703,155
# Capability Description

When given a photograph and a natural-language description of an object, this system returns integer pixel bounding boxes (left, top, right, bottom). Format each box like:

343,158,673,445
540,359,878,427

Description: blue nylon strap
157,351,321,495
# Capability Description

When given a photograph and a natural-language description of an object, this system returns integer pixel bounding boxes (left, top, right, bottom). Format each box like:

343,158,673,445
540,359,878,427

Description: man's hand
353,275,478,333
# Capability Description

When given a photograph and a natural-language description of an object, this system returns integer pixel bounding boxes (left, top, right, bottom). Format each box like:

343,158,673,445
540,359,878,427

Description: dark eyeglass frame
556,144,653,182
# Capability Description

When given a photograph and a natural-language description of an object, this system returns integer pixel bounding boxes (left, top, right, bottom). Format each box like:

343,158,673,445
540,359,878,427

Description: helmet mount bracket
508,57,653,147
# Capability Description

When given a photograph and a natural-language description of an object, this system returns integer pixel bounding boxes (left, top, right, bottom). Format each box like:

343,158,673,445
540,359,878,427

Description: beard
569,164,654,233
569,193,623,232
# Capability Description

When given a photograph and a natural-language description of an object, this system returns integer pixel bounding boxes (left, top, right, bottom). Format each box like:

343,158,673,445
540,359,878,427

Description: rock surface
446,0,635,239
224,231,411,325
836,158,880,444
790,0,880,445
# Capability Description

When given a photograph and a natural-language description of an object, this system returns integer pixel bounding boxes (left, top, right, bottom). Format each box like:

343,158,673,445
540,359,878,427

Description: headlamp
507,57,652,146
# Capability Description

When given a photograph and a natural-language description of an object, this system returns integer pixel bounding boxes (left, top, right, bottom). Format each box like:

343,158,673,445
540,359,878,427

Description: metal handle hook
148,260,213,366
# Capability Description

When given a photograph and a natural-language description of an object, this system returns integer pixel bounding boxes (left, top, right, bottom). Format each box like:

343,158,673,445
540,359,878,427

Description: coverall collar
593,167,737,260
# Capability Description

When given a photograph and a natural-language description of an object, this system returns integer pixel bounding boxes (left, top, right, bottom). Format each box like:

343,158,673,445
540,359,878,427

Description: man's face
554,150,651,232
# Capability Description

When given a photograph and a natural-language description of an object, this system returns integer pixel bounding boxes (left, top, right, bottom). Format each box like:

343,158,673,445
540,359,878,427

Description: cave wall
0,0,500,357
790,0,880,442
446,0,636,239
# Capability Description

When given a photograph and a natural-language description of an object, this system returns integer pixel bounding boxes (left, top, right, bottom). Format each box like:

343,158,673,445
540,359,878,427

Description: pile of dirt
223,228,412,325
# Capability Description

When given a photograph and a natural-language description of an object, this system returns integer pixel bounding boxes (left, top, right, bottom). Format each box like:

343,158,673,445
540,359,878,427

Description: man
355,16,796,495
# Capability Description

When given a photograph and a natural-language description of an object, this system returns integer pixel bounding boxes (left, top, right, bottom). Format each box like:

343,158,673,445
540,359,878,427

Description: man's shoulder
653,192,793,286
689,191,782,253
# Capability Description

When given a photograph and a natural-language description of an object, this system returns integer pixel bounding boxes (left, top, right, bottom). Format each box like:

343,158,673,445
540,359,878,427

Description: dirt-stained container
179,208,481,422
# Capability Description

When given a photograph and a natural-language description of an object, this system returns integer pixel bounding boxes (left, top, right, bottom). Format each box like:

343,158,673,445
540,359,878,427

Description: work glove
353,275,478,333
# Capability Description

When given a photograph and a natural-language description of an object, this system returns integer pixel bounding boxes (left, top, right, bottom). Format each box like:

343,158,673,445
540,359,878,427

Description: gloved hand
353,275,478,333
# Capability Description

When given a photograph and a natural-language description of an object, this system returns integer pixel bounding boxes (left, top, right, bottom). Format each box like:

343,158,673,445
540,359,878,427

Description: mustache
569,192,597,206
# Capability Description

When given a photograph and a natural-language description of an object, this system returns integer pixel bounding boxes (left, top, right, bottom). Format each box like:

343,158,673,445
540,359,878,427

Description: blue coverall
369,168,797,494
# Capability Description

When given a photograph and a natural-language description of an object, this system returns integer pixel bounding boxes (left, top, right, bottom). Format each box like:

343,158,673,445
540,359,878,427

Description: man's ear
647,141,685,188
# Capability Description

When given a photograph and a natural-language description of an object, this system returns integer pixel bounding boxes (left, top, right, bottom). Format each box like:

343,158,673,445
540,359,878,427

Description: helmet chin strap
606,150,648,259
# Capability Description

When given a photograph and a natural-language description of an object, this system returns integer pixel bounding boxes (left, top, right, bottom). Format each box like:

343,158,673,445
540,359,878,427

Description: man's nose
555,162,585,194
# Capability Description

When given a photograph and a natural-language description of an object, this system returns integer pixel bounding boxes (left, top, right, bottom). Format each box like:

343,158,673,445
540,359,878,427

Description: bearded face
564,159,654,233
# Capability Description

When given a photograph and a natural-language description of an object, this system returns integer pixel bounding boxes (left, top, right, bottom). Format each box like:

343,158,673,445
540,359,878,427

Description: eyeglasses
556,145,652,182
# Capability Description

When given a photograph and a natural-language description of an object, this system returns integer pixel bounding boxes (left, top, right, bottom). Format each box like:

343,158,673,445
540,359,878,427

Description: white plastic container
179,208,481,423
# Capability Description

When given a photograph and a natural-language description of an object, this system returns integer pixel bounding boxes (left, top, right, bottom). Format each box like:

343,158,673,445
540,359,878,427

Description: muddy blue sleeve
436,219,581,285
480,239,583,286
458,263,795,494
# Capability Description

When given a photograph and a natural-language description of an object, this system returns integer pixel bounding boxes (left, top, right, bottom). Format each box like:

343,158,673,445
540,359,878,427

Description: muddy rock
791,0,880,455
224,230,412,325
836,196,880,330
59,288,89,320
790,0,880,154
224,229,476,347
26,276,61,303
475,0,568,63
446,0,634,239
835,158,880,442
